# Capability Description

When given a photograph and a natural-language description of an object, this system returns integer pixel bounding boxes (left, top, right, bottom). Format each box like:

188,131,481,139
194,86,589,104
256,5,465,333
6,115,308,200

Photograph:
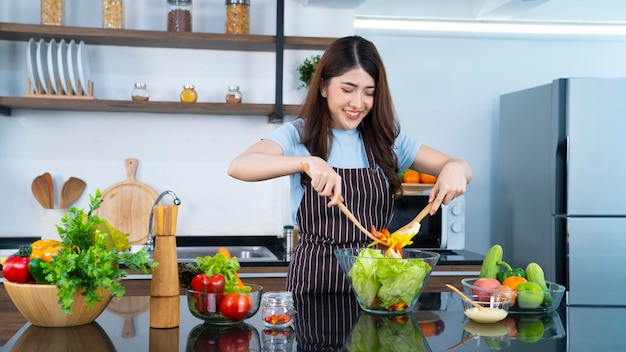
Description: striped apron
286,146,394,294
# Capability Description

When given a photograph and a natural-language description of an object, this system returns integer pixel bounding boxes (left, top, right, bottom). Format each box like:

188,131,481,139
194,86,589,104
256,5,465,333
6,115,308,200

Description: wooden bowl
3,281,113,327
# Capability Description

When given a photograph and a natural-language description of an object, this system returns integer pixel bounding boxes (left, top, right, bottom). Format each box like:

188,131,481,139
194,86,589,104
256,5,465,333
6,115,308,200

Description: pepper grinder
149,192,181,330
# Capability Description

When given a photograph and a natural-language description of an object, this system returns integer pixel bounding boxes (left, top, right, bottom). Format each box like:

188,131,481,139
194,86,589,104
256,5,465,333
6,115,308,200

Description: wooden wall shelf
0,15,334,120
0,97,301,117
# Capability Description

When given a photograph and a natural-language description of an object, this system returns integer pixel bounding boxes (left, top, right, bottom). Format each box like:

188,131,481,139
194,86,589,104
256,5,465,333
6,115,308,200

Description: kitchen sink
174,246,279,263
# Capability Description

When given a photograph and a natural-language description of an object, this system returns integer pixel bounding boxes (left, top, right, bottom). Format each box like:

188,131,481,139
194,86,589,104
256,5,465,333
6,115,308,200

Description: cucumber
525,262,553,306
479,244,503,279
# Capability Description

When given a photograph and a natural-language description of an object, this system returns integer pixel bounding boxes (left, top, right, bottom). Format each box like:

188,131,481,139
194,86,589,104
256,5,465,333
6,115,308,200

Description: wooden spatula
32,174,53,209
300,162,387,248
60,177,87,209
394,202,433,236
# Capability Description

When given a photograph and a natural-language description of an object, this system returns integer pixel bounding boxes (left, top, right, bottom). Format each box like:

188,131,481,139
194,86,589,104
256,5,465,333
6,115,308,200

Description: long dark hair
299,36,402,196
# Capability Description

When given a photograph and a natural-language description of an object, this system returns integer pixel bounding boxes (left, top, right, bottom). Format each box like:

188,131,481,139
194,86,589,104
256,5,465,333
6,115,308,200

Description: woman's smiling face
321,67,375,130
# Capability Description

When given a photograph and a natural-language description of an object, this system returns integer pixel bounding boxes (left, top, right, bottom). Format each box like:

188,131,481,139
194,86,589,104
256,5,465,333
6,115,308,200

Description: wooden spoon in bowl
446,284,484,311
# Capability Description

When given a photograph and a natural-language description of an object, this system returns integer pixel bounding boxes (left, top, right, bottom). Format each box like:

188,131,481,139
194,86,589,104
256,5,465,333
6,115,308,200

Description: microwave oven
387,194,465,250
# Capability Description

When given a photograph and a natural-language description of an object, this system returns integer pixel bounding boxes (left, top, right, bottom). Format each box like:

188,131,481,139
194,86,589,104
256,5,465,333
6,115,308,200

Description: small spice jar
261,291,295,329
225,0,250,34
180,84,197,103
167,0,192,32
41,0,64,26
131,83,149,101
225,86,242,103
102,0,124,29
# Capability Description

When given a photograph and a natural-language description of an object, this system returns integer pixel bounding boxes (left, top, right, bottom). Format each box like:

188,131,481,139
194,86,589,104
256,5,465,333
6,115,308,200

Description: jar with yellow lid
225,0,250,34
180,85,197,103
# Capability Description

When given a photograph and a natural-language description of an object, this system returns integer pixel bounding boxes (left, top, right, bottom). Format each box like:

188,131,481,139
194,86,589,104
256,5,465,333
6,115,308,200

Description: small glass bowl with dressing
462,294,510,323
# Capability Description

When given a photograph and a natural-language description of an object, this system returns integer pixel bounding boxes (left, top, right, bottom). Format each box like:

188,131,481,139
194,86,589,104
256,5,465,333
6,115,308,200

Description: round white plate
47,39,59,94
26,38,40,94
77,41,91,95
57,39,70,94
36,38,50,93
67,40,80,94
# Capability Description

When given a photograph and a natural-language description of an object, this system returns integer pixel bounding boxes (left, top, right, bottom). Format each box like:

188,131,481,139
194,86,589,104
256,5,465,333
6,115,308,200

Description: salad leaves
348,248,431,310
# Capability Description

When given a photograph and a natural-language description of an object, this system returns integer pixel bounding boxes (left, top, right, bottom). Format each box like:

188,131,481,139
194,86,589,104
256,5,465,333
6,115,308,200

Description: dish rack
25,78,94,99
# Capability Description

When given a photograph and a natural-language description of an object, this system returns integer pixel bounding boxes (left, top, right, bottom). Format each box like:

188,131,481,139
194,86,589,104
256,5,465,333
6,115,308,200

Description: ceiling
306,0,626,24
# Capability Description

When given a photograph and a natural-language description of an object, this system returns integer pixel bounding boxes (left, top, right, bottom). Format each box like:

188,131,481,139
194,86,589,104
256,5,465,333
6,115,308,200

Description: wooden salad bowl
3,281,112,327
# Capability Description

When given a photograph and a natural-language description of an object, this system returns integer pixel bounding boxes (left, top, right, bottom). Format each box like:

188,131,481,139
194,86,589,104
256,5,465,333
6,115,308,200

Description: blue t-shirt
267,119,421,224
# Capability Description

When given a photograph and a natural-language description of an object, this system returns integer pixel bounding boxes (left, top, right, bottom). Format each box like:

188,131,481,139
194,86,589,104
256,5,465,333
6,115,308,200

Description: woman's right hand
304,157,344,207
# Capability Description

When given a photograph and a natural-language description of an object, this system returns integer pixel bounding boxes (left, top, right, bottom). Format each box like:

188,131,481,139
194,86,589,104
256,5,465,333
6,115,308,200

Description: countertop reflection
2,290,625,351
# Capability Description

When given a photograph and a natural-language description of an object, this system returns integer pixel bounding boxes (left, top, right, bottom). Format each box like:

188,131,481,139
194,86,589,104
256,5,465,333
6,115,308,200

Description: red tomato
219,293,251,321
217,329,249,352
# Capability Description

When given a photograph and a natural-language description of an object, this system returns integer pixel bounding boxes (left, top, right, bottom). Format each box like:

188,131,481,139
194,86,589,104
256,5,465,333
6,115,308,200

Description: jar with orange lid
180,85,197,103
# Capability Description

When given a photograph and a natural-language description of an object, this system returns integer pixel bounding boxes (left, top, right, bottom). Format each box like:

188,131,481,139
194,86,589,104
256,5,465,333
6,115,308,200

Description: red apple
472,278,501,301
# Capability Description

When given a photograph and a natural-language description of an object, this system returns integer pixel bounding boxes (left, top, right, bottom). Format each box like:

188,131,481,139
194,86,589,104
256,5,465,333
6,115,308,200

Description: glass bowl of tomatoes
187,322,260,351
186,283,263,325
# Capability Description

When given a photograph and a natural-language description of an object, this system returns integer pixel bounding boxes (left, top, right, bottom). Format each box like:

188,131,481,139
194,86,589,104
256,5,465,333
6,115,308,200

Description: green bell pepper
496,260,526,283
28,257,51,284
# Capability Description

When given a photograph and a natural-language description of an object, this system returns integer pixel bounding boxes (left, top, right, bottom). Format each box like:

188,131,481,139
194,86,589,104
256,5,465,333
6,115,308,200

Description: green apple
516,282,544,309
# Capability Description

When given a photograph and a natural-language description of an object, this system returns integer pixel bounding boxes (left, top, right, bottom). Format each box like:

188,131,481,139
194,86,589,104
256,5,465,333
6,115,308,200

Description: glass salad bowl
334,248,440,315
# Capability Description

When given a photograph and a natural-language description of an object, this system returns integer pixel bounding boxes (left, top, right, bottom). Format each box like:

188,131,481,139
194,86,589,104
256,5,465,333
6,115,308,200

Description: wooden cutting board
96,158,157,245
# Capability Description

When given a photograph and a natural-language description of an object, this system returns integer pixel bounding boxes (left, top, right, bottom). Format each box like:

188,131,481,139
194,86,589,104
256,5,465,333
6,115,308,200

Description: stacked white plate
26,37,92,95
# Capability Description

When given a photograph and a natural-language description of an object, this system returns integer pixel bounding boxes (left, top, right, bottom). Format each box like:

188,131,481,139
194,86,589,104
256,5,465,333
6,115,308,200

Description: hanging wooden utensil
60,177,87,209
32,174,53,209
43,172,54,209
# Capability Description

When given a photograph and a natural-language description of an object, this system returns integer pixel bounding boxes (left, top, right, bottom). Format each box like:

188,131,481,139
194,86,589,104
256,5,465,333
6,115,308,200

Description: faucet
146,190,181,252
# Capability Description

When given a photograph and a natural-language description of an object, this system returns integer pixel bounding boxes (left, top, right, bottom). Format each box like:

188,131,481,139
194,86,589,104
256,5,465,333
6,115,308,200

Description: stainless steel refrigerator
497,78,626,306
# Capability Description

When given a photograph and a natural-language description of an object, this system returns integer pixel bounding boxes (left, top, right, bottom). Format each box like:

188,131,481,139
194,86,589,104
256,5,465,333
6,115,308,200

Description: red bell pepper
191,273,225,313
2,246,34,283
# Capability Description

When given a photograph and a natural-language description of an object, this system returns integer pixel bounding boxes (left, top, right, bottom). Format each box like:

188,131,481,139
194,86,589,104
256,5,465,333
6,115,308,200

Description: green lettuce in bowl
335,248,439,314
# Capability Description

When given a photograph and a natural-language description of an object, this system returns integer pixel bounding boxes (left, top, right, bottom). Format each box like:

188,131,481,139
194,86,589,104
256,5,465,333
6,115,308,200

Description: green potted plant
297,54,321,90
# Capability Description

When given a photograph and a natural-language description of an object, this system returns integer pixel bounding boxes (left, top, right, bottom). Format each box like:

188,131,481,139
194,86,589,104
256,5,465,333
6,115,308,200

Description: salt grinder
149,191,181,330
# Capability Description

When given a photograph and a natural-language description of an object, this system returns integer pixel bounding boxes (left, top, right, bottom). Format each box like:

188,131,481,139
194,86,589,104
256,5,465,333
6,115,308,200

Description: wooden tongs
301,162,433,252
301,162,387,247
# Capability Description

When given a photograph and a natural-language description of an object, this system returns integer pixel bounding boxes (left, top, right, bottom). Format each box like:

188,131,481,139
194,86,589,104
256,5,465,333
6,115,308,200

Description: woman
228,36,472,294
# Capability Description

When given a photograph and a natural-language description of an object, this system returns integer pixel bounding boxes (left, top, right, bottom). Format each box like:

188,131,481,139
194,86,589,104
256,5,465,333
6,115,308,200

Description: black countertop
1,286,623,352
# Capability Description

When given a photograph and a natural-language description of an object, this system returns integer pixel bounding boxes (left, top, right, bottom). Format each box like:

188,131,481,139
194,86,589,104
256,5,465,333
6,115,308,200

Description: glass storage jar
180,85,197,103
131,83,149,101
225,0,250,34
102,0,124,29
261,291,295,329
225,86,242,103
167,0,192,32
41,0,64,26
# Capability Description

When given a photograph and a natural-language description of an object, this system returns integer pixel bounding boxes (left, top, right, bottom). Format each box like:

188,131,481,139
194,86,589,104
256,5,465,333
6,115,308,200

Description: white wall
0,0,354,238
